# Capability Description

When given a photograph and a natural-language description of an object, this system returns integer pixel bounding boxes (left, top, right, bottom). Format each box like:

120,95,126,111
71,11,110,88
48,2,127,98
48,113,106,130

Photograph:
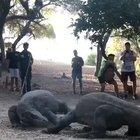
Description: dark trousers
21,71,32,95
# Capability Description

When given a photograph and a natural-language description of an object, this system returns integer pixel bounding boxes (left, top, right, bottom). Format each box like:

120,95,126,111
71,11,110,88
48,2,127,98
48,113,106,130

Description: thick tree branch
12,21,31,48
6,15,43,22
19,0,29,12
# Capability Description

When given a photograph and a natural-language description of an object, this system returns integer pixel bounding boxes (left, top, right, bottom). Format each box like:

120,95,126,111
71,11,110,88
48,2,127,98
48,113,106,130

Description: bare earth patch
0,60,140,140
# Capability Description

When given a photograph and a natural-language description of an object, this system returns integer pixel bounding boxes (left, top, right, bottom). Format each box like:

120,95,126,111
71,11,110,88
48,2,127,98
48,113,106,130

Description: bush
86,54,96,66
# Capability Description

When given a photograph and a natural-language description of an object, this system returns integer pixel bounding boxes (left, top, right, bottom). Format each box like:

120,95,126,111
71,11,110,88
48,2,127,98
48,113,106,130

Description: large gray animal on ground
8,90,69,128
43,92,140,138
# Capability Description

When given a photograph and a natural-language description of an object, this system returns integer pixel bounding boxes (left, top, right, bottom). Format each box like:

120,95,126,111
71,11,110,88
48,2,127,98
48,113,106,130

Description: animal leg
126,126,139,136
39,107,58,125
93,105,125,138
8,105,21,127
43,111,76,134
19,109,51,127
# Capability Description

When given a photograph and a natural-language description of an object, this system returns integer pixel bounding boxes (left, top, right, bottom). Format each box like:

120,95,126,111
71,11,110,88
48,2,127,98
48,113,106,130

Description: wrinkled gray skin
46,92,140,138
8,90,69,128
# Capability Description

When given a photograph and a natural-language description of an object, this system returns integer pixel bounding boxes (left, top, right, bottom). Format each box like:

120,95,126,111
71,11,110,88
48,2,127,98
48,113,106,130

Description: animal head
8,105,21,127
58,102,71,114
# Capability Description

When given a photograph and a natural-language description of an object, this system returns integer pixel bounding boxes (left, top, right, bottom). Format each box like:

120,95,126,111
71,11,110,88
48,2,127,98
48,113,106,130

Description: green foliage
32,23,55,38
86,53,96,66
6,19,24,35
4,0,82,45
74,0,140,36
114,26,140,52
107,37,123,69
73,0,140,58
48,0,82,12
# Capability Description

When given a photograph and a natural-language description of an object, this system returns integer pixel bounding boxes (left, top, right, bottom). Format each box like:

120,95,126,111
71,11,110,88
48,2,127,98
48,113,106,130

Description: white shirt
121,50,136,72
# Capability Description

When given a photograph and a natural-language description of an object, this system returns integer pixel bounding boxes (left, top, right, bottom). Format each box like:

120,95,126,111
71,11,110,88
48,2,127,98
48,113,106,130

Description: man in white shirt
120,42,137,99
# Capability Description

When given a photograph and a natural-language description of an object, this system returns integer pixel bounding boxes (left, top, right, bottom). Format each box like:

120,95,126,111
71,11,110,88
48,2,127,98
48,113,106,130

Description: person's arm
120,51,125,61
79,57,84,67
81,57,84,66
71,58,74,68
113,63,121,80
30,53,33,65
132,51,137,61
29,52,33,65
115,70,121,81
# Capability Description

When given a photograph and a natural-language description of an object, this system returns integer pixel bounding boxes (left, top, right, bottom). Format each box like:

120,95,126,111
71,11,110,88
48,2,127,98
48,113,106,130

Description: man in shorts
98,54,121,97
6,47,20,91
71,50,84,94
120,42,137,99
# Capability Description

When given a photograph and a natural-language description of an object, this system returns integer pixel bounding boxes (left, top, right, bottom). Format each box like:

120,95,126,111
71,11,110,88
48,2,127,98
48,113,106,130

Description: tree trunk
94,45,102,77
0,30,4,77
0,0,11,61
100,30,112,60
0,22,5,63
0,36,5,62
94,30,112,76
12,21,31,49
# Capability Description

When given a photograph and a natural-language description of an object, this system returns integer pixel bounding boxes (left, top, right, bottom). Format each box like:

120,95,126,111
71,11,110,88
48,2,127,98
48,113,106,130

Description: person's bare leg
73,78,76,94
79,78,83,94
132,80,137,99
5,76,9,88
10,77,14,91
112,80,119,97
122,80,129,99
15,77,19,91
123,80,128,93
100,83,105,92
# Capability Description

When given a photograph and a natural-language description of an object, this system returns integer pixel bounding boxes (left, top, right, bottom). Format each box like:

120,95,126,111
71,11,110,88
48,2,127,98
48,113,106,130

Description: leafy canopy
73,0,140,43
4,0,82,43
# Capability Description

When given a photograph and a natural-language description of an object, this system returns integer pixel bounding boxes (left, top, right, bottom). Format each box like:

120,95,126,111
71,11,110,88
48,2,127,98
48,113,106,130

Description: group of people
6,42,33,95
5,41,137,99
72,42,137,99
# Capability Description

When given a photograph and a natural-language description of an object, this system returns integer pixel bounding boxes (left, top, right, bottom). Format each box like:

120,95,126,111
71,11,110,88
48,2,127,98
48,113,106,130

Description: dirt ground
0,60,140,140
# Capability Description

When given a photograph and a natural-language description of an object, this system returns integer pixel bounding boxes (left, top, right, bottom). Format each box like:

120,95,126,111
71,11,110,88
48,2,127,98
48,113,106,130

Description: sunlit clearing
17,9,93,64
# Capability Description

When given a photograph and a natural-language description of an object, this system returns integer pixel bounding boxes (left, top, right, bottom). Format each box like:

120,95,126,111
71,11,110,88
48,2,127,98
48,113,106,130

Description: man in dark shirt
71,50,84,94
20,42,33,95
6,47,20,91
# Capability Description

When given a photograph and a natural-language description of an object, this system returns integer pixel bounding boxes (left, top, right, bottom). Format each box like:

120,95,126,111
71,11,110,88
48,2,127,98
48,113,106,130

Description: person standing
6,47,20,91
0,52,2,77
120,42,137,99
98,54,121,97
71,50,84,94
19,42,33,95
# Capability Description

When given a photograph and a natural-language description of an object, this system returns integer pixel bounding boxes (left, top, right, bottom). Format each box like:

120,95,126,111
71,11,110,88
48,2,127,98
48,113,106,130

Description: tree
73,0,140,76
114,26,140,53
86,53,96,66
107,37,123,69
0,0,82,62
